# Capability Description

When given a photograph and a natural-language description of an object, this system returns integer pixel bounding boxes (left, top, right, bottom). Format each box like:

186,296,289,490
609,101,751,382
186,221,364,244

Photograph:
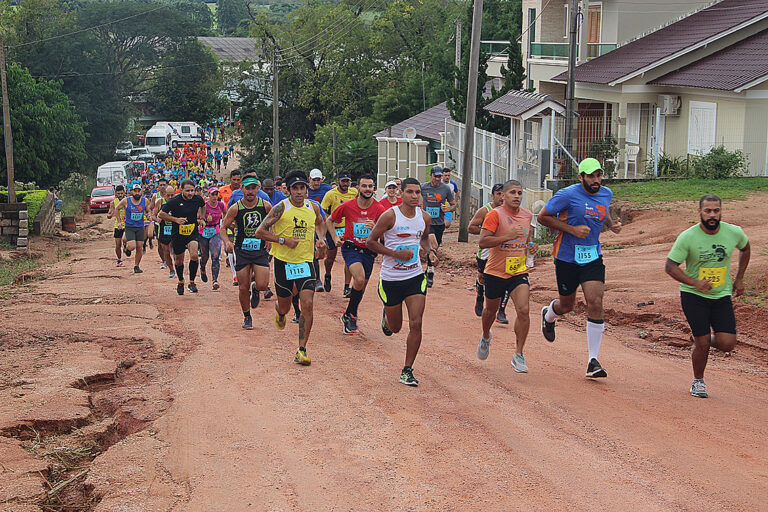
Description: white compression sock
544,299,559,322
228,252,236,278
587,319,605,362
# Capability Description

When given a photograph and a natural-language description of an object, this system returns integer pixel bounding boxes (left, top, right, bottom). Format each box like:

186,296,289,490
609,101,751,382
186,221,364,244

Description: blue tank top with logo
125,197,146,228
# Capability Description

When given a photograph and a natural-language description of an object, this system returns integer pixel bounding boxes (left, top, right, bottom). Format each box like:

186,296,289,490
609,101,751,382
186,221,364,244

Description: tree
0,64,87,186
218,0,250,35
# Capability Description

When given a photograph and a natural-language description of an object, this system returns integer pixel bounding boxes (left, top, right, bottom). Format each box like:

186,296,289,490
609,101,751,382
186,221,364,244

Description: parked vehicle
129,147,153,161
115,141,133,160
145,124,172,155
96,161,131,188
89,186,116,213
156,121,204,147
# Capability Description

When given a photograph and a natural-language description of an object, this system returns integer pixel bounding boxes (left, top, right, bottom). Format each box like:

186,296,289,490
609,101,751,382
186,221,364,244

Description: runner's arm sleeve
667,232,688,264
481,209,500,233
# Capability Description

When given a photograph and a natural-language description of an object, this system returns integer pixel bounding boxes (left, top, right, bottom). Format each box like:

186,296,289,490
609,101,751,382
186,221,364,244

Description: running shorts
378,273,427,307
124,226,145,243
477,257,487,274
273,258,318,298
341,243,376,279
114,228,125,239
158,225,172,245
483,273,529,300
680,291,736,337
431,223,445,246
554,257,605,296
233,247,269,271
171,232,199,255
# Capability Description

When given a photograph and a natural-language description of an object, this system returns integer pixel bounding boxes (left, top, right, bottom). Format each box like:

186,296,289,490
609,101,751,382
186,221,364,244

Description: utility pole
272,49,279,178
458,0,483,243
0,33,15,203
454,19,462,90
564,0,579,177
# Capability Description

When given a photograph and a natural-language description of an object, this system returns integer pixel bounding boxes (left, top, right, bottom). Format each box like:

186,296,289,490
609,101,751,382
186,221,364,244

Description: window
182,126,191,134
528,8,536,46
587,3,602,44
146,136,165,146
688,101,717,155
626,104,641,144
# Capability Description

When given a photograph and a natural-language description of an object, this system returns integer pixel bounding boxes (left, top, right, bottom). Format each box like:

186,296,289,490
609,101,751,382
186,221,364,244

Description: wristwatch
278,237,285,245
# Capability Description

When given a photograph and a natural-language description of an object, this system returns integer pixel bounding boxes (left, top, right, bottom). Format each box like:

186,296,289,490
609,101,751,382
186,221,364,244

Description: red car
89,186,116,213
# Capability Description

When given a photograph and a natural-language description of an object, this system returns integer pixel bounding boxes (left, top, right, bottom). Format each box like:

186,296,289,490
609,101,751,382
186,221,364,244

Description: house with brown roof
545,0,768,176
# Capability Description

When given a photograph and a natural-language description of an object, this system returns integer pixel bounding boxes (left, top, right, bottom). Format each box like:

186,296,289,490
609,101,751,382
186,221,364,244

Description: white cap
309,168,323,179
385,180,397,188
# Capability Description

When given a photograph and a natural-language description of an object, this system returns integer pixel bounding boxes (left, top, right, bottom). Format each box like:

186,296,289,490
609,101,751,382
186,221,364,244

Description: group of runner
106,156,751,397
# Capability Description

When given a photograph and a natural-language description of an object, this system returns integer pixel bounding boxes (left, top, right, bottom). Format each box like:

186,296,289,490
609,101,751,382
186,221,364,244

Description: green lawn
609,177,768,204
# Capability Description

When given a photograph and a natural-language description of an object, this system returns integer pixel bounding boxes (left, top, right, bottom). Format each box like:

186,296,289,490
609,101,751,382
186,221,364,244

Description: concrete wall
0,203,29,250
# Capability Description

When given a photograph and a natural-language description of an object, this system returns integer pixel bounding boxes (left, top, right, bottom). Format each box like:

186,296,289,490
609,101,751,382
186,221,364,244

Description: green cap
578,158,602,175
242,176,259,187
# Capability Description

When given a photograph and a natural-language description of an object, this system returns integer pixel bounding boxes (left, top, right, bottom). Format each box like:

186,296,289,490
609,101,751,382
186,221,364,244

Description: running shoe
425,266,434,288
294,347,311,366
324,274,332,293
541,306,556,342
586,358,607,378
512,353,529,373
264,288,274,299
343,285,351,299
134,266,143,274
148,239,154,249
212,281,220,291
177,283,184,295
341,313,358,334
200,271,208,283
232,277,238,286
275,312,286,330
474,295,484,317
315,280,324,292
124,247,132,257
690,380,708,398
399,367,419,386
250,284,260,308
292,311,300,324
160,262,167,269
477,333,491,360
169,270,175,279
242,316,253,330
116,259,124,267
188,283,198,293
496,308,509,324
381,307,393,336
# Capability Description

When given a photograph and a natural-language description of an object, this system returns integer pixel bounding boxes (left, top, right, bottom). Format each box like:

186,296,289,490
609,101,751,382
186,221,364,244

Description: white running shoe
512,353,529,373
690,380,708,398
477,332,491,360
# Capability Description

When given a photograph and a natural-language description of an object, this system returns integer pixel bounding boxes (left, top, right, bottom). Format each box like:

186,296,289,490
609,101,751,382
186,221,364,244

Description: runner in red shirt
379,180,403,210
328,174,387,334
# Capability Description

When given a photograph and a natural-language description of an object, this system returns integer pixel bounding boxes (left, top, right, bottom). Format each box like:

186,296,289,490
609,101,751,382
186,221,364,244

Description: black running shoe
324,274,332,293
134,266,143,274
343,285,351,299
425,266,434,288
200,271,208,283
381,307,393,336
541,306,556,342
496,308,509,324
586,358,607,378
399,367,419,386
177,283,184,295
148,238,154,249
188,283,198,293
250,284,260,308
341,313,358,334
263,288,274,299
242,316,253,330
474,295,484,317
124,248,132,257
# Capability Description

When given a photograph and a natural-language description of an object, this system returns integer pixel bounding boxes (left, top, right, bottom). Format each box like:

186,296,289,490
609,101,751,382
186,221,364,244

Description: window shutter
688,101,717,155
626,104,640,144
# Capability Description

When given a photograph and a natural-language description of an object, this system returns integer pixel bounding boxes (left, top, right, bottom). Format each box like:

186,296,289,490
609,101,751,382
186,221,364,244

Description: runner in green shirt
665,194,750,398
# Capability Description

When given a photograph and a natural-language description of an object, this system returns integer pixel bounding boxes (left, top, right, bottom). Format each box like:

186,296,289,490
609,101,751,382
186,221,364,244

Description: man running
379,180,402,210
665,195,750,398
219,170,242,285
222,147,230,170
476,181,537,372
327,174,386,334
441,168,459,230
199,187,226,290
307,168,332,202
262,178,287,205
115,184,151,273
107,185,126,266
366,177,434,386
254,170,328,366
158,179,205,295
221,177,272,329
468,183,504,318
154,185,176,278
320,171,358,296
214,149,222,172
537,158,621,378
420,165,455,286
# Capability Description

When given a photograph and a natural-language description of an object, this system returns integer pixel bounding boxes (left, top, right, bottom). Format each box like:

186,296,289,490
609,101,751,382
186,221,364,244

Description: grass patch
0,253,42,286
609,177,768,204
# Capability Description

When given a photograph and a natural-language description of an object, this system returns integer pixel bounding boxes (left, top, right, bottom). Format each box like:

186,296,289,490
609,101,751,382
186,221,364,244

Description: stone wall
0,202,29,250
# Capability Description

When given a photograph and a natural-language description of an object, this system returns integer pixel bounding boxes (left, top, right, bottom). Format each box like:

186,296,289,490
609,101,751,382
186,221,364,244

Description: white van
145,124,172,155
164,122,203,147
96,161,131,188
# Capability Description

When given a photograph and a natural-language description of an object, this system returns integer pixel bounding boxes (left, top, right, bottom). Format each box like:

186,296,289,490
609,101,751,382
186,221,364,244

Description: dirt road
1,199,767,511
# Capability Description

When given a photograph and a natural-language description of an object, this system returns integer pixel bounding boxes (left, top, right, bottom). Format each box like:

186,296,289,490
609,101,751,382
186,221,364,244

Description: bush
645,152,687,177
690,146,748,179
24,190,48,226
58,173,94,217
588,135,619,179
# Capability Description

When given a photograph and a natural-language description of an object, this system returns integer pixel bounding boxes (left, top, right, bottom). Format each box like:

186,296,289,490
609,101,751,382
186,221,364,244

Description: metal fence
514,120,543,190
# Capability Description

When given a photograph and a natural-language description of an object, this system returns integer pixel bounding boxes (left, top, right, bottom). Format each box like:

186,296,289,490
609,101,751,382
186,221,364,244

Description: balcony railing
587,43,617,59
529,42,569,59
480,40,511,56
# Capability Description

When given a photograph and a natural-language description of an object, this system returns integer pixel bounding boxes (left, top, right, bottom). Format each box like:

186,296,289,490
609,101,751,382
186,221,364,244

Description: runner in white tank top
366,178,435,387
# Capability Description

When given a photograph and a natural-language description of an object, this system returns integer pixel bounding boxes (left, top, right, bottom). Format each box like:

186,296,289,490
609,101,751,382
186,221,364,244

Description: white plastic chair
624,145,640,178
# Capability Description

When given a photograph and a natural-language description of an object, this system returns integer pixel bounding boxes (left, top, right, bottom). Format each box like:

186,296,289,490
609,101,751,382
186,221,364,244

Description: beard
585,182,600,193
700,215,720,232
360,191,374,200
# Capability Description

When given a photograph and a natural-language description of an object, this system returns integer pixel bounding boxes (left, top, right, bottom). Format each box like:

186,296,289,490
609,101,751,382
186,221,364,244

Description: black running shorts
171,232,199,255
233,247,269,271
431,223,445,246
114,228,124,239
554,257,605,297
274,258,318,298
124,226,145,243
378,273,427,307
680,291,736,338
483,273,529,300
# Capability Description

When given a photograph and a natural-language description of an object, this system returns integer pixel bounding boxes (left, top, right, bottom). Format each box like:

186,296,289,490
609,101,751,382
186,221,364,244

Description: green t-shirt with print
667,221,748,299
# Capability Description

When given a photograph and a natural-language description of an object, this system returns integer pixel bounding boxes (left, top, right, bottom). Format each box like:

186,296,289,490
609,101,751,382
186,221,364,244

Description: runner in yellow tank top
107,185,127,266
255,170,328,366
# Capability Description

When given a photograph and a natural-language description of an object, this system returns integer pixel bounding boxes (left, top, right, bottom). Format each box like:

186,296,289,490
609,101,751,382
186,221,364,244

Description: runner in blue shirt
537,158,622,379
307,168,333,202
261,178,287,204
227,177,271,207
441,168,460,229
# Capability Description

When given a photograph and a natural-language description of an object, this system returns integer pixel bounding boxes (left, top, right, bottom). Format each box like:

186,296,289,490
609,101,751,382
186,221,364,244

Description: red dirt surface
1,196,766,511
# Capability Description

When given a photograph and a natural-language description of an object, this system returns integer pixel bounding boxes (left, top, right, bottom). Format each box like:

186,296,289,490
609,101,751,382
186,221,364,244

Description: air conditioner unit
658,95,681,116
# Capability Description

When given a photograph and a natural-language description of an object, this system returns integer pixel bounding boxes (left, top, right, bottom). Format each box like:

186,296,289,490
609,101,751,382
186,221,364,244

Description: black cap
338,171,352,181
430,165,443,176
492,183,503,193
286,171,309,189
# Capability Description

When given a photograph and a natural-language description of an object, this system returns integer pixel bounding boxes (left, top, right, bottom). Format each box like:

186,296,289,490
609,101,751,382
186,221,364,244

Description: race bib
285,262,310,280
202,227,217,238
395,244,419,265
163,225,172,236
426,206,440,218
179,223,195,236
335,227,345,238
699,266,727,288
130,212,143,221
505,256,527,275
241,238,262,251
574,244,599,264
353,222,371,239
